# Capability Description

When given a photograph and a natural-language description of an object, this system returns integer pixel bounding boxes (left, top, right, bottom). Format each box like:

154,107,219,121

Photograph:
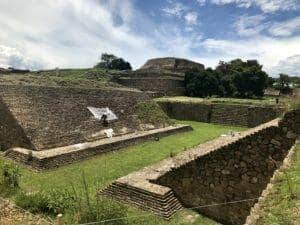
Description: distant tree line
94,53,132,70
267,74,299,95
185,59,269,98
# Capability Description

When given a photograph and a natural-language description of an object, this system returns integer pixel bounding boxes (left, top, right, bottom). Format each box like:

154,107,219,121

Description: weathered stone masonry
0,85,152,150
101,110,298,224
115,57,205,96
155,110,298,225
5,125,192,170
0,98,33,151
157,100,284,127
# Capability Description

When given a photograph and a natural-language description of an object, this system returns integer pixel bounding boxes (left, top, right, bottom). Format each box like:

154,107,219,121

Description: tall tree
276,74,292,94
94,53,132,70
185,68,220,97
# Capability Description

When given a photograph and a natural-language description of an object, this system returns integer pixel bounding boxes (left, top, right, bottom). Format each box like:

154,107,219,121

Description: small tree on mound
95,53,132,70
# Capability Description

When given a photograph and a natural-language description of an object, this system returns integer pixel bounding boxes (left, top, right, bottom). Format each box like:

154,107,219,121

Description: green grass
256,142,300,225
156,96,289,107
0,68,126,89
0,121,245,224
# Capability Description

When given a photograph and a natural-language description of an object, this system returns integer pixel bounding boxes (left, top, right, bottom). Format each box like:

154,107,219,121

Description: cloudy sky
0,0,299,76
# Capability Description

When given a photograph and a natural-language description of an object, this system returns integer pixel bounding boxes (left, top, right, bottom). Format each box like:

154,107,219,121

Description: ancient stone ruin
157,100,284,127
116,57,205,96
1,84,191,168
101,110,299,225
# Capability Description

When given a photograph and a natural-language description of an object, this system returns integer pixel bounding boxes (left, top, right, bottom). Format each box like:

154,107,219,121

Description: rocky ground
0,199,52,225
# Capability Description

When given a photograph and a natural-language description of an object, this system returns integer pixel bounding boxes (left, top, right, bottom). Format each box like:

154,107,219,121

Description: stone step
103,190,182,213
102,191,181,219
108,183,175,200
101,183,183,219
106,185,179,205
103,188,182,210
111,182,174,198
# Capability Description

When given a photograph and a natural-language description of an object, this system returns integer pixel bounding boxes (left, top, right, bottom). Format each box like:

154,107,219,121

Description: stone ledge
100,119,280,219
5,124,192,170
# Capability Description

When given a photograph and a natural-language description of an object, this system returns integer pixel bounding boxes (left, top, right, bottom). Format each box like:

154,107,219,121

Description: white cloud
184,12,198,25
196,0,206,6
153,24,203,57
0,0,299,78
269,16,300,36
270,55,300,76
161,1,186,18
200,36,300,76
0,0,164,69
0,45,44,70
210,0,299,13
234,14,267,36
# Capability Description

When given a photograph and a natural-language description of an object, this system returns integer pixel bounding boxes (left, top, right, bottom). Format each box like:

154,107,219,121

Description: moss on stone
135,101,172,126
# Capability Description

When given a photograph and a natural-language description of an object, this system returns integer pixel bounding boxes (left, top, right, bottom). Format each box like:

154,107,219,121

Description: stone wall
6,125,192,170
0,98,33,151
140,57,204,74
155,111,298,225
117,77,185,96
115,57,205,96
158,101,284,127
0,85,153,150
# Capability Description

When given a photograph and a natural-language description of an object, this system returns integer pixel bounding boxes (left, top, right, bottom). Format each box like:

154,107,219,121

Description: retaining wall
158,101,284,127
0,98,33,151
5,125,192,170
155,110,298,225
117,77,185,96
101,110,298,224
0,85,152,150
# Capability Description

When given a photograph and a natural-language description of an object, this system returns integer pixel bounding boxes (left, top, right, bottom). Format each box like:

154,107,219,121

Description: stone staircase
101,181,183,219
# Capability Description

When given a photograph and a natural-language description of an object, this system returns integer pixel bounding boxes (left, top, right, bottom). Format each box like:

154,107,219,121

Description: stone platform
5,124,191,170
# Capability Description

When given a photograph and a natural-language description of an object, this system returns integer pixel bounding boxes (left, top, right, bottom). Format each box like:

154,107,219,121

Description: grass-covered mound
0,68,126,89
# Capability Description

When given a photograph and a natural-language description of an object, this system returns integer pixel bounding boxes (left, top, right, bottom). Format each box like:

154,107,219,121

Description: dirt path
0,199,52,225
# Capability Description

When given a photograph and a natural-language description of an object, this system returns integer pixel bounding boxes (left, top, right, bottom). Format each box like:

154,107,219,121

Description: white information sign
87,107,118,121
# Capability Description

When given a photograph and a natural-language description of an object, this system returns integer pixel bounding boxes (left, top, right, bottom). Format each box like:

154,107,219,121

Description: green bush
15,191,52,214
46,189,76,214
75,197,128,225
15,189,76,215
65,171,128,224
1,162,21,188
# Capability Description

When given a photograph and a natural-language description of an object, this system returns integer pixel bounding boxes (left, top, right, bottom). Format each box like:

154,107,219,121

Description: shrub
15,171,128,225
15,189,76,215
1,162,21,188
15,191,51,214
75,197,128,225
46,189,76,214
67,171,128,225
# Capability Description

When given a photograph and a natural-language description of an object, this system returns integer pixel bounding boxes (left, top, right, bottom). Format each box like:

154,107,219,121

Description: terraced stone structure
116,57,204,96
0,85,154,151
101,110,298,224
157,100,284,127
1,84,193,168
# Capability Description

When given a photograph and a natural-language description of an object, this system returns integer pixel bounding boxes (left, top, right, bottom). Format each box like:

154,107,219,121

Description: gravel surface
0,199,52,225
